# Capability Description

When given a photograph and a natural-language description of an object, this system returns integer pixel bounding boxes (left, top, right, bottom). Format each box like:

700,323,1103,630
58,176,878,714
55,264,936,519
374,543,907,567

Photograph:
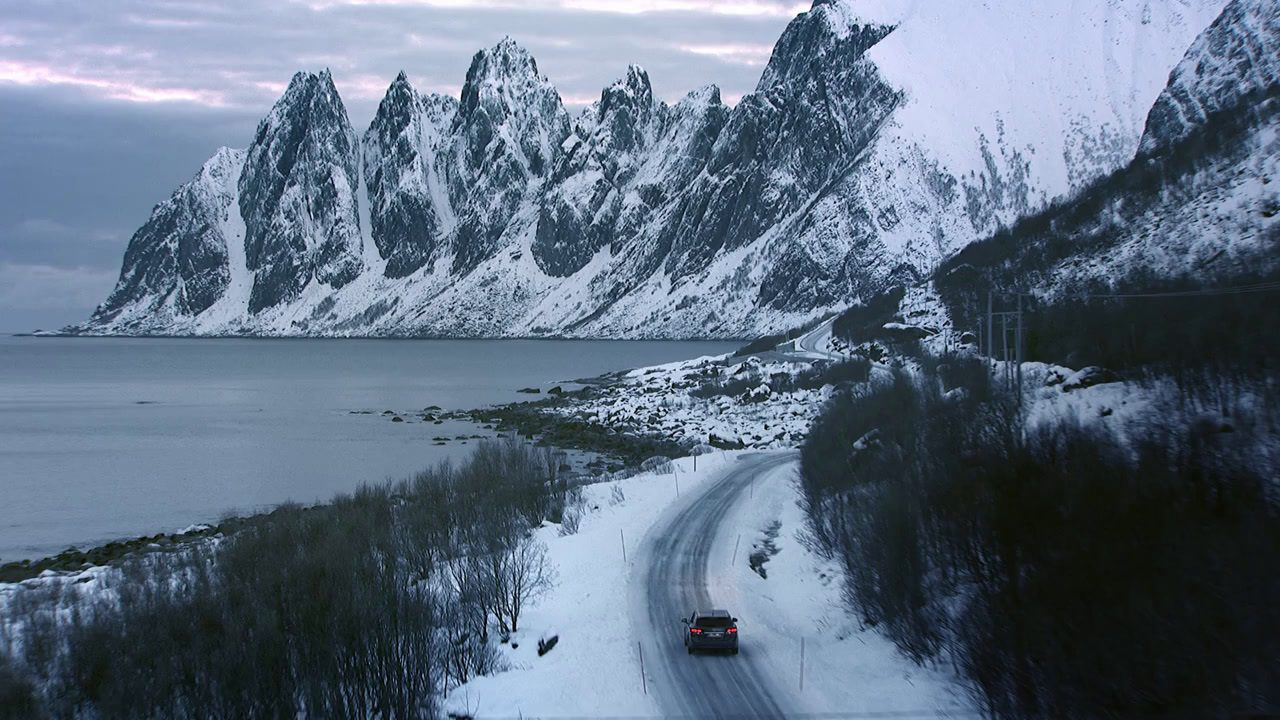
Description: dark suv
682,609,738,655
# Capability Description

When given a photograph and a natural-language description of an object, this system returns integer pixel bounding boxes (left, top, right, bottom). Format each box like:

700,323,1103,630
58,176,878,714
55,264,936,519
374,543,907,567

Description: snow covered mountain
81,0,1232,338
936,0,1280,313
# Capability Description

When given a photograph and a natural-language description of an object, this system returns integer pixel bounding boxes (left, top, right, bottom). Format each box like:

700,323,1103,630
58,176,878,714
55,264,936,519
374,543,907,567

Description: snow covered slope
935,0,1280,308
91,148,245,328
79,0,1229,338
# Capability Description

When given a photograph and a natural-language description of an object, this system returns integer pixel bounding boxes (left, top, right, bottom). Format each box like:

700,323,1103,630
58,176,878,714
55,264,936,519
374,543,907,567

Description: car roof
695,609,731,617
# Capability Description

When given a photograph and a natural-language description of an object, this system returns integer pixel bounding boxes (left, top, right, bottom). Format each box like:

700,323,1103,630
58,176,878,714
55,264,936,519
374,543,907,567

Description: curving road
794,316,838,359
633,452,797,718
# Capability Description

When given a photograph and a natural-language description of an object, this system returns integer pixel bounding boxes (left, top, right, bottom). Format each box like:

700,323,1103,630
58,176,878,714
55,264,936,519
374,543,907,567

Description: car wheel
732,648,739,655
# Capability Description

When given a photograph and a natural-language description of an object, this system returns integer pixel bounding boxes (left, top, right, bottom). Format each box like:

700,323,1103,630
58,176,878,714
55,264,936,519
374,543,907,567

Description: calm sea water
0,336,734,562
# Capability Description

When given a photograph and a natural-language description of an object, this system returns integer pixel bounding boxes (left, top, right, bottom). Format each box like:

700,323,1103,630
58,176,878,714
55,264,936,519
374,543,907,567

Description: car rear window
696,616,732,628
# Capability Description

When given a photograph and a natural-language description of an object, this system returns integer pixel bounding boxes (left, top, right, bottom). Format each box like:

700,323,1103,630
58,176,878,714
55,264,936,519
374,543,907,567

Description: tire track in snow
635,452,797,718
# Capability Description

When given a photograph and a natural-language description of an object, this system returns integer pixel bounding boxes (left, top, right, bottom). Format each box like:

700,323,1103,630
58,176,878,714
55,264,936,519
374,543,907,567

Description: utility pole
1002,311,1010,385
987,290,994,361
1016,293,1024,402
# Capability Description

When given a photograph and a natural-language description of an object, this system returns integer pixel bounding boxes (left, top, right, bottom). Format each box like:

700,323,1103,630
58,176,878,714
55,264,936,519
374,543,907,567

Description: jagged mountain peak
372,70,421,133
239,69,362,313
599,64,656,115
454,37,570,177
678,84,723,109
82,2,1245,339
756,0,893,92
464,36,544,88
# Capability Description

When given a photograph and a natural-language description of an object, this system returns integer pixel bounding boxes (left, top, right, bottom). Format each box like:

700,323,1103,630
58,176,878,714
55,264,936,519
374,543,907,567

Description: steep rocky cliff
80,0,1233,337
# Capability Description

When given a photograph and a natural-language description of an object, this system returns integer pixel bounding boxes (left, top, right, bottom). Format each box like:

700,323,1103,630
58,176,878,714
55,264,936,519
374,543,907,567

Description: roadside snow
703,458,970,717
443,452,970,718
443,452,737,718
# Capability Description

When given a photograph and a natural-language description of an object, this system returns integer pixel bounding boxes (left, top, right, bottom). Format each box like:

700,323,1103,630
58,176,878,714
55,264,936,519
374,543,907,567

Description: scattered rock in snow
881,322,933,340
537,634,559,656
1062,366,1122,392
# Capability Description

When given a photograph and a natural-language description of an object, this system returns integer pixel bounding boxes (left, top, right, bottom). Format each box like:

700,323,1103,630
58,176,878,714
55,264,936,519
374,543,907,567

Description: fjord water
0,336,734,563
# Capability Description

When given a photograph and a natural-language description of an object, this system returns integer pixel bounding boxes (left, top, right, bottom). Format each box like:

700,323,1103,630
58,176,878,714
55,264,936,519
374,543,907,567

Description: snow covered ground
549,353,842,451
443,451,969,718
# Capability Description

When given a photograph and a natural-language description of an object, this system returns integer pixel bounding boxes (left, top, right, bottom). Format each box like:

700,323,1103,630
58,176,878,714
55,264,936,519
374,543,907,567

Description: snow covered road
446,449,967,718
634,452,797,718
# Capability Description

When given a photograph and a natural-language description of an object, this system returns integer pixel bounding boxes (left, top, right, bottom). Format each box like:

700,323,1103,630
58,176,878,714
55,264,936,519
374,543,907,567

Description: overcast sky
0,0,808,333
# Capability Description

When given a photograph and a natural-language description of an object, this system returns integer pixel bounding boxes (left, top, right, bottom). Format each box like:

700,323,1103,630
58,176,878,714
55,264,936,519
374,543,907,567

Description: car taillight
728,628,737,633
689,628,702,633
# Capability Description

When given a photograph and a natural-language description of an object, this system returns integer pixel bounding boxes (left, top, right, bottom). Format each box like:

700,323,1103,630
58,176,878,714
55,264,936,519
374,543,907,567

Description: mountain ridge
78,0,1231,338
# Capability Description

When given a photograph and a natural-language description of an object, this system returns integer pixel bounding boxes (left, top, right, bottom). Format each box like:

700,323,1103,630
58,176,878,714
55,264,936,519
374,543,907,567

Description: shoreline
0,373,707,584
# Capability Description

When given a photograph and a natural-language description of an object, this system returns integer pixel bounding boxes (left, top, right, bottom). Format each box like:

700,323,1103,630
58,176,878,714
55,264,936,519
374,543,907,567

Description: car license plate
708,632,722,638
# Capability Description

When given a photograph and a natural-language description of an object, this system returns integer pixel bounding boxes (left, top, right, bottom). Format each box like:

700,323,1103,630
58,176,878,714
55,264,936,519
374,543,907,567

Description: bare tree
497,536,557,633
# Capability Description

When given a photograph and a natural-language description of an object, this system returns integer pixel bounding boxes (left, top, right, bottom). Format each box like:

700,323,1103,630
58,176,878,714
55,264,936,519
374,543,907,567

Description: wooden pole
1017,293,1024,401
1002,312,1010,385
987,290,994,360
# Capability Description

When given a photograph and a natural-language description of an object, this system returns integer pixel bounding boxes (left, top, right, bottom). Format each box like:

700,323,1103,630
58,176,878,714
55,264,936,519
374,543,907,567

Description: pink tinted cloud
0,60,230,106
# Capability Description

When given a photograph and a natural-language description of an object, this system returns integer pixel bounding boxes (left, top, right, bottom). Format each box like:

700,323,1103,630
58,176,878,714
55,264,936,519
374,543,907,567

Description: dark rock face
662,14,899,289
91,148,242,325
534,65,669,277
363,72,458,278
239,70,362,313
1140,0,1280,155
85,0,1253,339
448,38,571,275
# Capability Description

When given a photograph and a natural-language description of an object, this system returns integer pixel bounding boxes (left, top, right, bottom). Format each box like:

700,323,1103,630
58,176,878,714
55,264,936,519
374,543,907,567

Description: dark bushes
1,439,565,719
832,286,907,345
800,358,1280,718
732,312,836,357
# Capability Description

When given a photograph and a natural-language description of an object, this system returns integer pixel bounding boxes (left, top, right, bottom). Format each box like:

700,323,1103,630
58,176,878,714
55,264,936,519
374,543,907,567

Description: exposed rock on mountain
239,70,362,313
91,147,244,326
449,38,572,275
79,0,1235,338
1140,0,1280,154
363,72,458,279
936,0,1280,319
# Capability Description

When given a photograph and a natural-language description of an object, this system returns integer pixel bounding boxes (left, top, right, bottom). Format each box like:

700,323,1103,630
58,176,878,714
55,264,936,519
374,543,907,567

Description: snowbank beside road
443,452,736,719
444,451,969,718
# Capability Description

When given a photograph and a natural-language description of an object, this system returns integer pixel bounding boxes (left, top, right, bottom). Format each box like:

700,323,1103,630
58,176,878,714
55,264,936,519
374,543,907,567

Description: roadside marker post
732,534,741,565
638,642,646,695
800,637,805,692
620,528,626,564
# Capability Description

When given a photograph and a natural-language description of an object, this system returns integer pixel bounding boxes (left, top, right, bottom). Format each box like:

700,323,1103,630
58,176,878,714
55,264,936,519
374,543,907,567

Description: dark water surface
0,336,733,562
